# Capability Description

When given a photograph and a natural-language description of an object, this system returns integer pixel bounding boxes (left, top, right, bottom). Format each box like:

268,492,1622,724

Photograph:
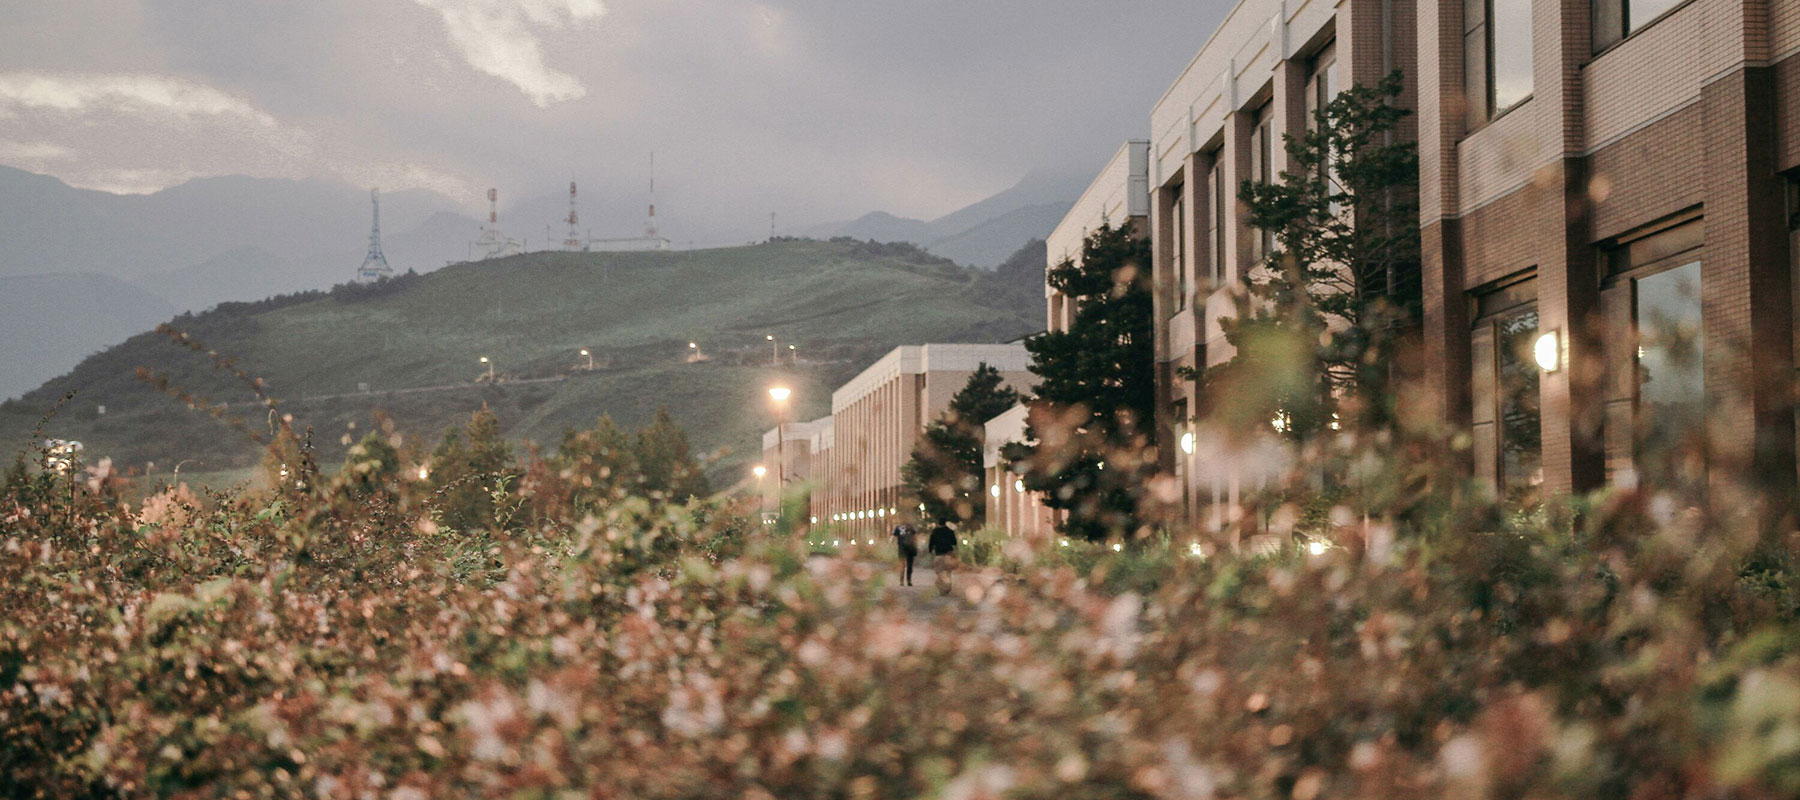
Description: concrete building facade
812,343,1035,535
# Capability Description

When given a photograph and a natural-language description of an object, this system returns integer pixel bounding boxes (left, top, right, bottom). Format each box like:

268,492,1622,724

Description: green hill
0,239,1043,486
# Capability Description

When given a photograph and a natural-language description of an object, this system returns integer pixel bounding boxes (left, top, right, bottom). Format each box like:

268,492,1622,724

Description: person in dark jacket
891,521,919,586
928,521,956,564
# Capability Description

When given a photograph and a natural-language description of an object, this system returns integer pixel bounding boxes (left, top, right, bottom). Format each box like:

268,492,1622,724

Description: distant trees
1003,223,1157,541
634,408,711,502
427,406,517,530
554,414,639,511
902,363,1021,526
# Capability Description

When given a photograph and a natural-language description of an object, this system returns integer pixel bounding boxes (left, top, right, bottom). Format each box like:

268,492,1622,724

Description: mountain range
0,165,1079,400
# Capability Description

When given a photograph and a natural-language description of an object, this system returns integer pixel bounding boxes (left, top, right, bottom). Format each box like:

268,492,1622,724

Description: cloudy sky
0,0,1230,241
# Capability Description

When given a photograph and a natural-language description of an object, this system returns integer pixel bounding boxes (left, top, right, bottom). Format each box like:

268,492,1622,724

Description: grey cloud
0,0,1232,241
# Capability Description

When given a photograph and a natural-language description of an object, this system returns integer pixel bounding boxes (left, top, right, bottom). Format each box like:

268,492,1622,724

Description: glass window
1471,279,1542,503
1634,261,1704,488
1466,0,1532,126
1595,0,1689,50
1210,158,1226,283
1171,187,1187,313
1248,104,1274,262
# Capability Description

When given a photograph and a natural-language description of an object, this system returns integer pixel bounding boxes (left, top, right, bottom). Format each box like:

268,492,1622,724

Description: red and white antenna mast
563,180,584,250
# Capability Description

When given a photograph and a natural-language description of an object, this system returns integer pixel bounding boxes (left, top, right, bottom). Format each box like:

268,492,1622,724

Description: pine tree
1003,222,1157,541
635,407,710,502
427,405,516,530
554,414,640,510
338,431,401,498
1210,71,1420,440
902,363,1021,525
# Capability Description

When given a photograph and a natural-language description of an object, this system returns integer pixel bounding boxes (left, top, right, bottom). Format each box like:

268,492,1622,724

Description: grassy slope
1,240,1040,485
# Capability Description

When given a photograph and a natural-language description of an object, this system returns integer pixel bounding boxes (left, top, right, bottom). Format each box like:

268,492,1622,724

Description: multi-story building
1046,141,1152,333
1142,0,1417,521
1051,0,1800,523
1418,0,1799,499
800,343,1035,534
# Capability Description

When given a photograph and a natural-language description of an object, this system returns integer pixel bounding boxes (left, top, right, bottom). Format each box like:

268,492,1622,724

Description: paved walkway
810,552,1007,617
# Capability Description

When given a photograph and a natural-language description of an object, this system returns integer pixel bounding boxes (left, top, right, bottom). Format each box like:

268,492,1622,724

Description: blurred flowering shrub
3,424,1800,799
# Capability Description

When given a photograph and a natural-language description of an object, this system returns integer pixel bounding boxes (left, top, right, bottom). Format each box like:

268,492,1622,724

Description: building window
1171,184,1187,313
1600,215,1704,491
1303,42,1337,135
1209,157,1226,284
1470,276,1542,503
1172,398,1191,516
1465,0,1532,127
1594,0,1688,50
1248,103,1274,263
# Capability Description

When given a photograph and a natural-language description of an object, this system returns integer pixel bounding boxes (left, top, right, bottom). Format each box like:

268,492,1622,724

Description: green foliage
1210,71,1421,438
427,405,517,531
1004,222,1157,541
901,363,1020,525
337,430,401,499
634,407,710,502
0,240,1043,488
553,413,640,511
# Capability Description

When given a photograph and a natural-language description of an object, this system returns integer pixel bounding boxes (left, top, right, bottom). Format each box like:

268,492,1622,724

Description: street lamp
788,343,797,364
766,334,778,364
479,356,494,382
580,348,593,370
769,386,791,486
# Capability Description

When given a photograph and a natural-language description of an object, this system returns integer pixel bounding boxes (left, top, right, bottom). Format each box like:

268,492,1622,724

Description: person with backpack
928,520,956,565
890,520,919,587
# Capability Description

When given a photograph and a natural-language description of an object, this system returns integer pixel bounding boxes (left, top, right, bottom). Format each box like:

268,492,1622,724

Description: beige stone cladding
1045,141,1150,334
817,344,1035,535
981,403,1062,540
1145,0,1417,522
1421,0,1796,497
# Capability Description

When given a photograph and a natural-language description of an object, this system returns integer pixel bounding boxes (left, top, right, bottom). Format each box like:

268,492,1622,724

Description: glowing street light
766,334,778,364
769,386,792,486
580,348,593,370
417,465,430,481
752,464,767,513
788,343,797,364
479,356,494,382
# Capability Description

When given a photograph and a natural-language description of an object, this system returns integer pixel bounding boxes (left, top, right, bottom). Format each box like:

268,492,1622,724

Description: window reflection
1496,309,1543,500
1635,261,1704,489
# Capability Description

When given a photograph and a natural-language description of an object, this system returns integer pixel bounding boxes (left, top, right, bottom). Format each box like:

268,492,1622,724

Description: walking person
890,519,919,587
928,519,958,596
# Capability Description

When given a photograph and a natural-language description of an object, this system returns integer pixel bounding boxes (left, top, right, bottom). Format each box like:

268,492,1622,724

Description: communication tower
562,181,586,251
645,152,659,240
472,187,523,260
355,188,393,282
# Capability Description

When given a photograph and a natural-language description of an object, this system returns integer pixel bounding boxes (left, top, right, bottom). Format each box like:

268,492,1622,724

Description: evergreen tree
902,363,1021,525
554,414,640,510
338,431,401,498
635,407,710,501
1003,222,1157,541
427,405,516,529
1209,71,1419,440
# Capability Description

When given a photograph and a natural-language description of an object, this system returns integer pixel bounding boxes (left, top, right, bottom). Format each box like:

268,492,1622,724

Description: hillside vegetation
0,239,1043,485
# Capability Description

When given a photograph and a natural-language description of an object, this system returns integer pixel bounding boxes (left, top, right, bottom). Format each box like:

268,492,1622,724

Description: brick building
1418,0,1799,499
1139,0,1416,520
1047,0,1799,523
